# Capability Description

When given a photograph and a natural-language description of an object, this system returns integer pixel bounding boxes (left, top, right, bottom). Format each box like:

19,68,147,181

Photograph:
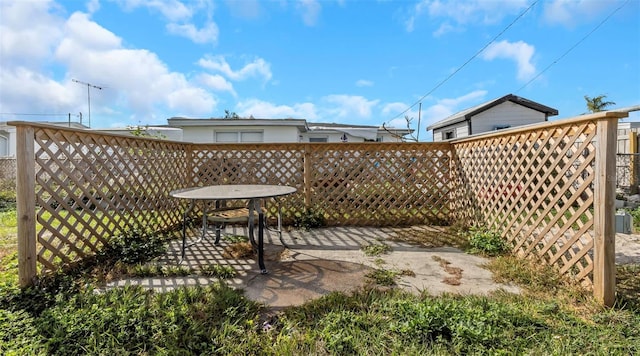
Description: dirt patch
222,242,254,259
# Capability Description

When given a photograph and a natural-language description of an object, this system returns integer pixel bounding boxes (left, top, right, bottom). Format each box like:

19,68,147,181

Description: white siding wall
432,121,469,142
262,127,299,142
182,125,300,143
470,102,546,134
183,127,214,143
0,126,16,157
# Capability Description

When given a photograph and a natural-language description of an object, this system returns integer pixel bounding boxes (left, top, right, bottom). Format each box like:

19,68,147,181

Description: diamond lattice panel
33,128,187,270
451,120,598,286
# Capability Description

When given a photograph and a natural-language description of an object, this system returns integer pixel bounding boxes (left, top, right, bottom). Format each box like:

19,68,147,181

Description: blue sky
1,0,638,140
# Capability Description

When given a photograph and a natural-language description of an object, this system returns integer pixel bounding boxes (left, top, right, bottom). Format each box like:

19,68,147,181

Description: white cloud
236,99,318,120
115,0,193,22
322,95,379,120
198,55,272,82
355,79,374,87
543,0,615,26
433,22,456,37
381,102,420,125
423,90,488,126
0,0,64,67
225,0,262,19
115,0,219,44
167,87,217,115
87,0,100,14
481,40,536,82
198,73,236,96
167,21,219,44
403,0,529,35
0,3,218,125
0,67,76,117
296,0,321,26
58,12,122,51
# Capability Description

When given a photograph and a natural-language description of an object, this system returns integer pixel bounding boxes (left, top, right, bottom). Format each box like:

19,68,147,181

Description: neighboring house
95,126,184,141
0,124,14,157
165,117,412,143
0,121,88,157
427,94,558,141
0,116,405,157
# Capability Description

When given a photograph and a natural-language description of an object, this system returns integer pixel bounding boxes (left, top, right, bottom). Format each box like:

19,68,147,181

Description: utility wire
516,0,630,92
386,0,539,125
0,112,75,117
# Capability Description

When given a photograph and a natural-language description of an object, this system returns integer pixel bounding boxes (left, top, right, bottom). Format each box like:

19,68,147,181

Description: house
0,121,88,157
426,94,558,141
0,117,411,157
165,117,413,143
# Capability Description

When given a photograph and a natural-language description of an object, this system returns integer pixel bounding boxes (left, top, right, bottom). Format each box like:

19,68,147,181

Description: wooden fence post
303,144,311,209
593,116,618,306
16,125,37,287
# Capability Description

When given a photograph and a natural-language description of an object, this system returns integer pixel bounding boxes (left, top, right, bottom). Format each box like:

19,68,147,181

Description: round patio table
170,184,297,274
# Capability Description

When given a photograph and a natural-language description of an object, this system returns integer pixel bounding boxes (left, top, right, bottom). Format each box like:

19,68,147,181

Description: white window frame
214,130,264,143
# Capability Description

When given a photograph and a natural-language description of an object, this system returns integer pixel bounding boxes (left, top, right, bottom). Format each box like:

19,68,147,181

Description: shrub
465,226,509,257
101,231,167,264
293,208,326,230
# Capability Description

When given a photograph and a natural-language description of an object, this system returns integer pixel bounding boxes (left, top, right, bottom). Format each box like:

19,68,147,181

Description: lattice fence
451,119,600,286
616,153,640,194
188,142,452,226
0,157,16,183
12,112,623,304
303,143,451,226
189,143,306,224
31,126,187,270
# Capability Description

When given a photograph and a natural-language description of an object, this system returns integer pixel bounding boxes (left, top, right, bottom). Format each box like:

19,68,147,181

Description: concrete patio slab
104,225,639,308
106,225,523,307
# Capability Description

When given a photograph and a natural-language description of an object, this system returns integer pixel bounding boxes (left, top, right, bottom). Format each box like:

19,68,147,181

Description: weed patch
366,268,398,286
201,264,236,279
293,208,325,230
361,242,392,256
463,226,509,256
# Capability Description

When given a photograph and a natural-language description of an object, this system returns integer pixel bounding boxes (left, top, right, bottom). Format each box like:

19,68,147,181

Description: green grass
1,203,639,354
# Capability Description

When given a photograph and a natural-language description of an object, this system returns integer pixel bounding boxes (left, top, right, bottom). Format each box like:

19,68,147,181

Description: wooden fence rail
9,111,626,305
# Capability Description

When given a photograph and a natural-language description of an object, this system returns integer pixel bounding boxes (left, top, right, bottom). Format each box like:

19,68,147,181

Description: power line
0,112,76,117
386,0,539,125
516,0,630,93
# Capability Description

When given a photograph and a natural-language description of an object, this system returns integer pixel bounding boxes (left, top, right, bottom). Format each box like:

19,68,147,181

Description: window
444,130,455,139
215,131,264,143
309,137,328,143
216,132,239,142
366,137,384,142
240,131,263,142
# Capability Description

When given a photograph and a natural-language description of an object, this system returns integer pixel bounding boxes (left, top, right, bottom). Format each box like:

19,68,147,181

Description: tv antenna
72,79,103,128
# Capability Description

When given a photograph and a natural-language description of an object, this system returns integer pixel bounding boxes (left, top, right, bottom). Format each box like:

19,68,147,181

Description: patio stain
432,255,464,286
